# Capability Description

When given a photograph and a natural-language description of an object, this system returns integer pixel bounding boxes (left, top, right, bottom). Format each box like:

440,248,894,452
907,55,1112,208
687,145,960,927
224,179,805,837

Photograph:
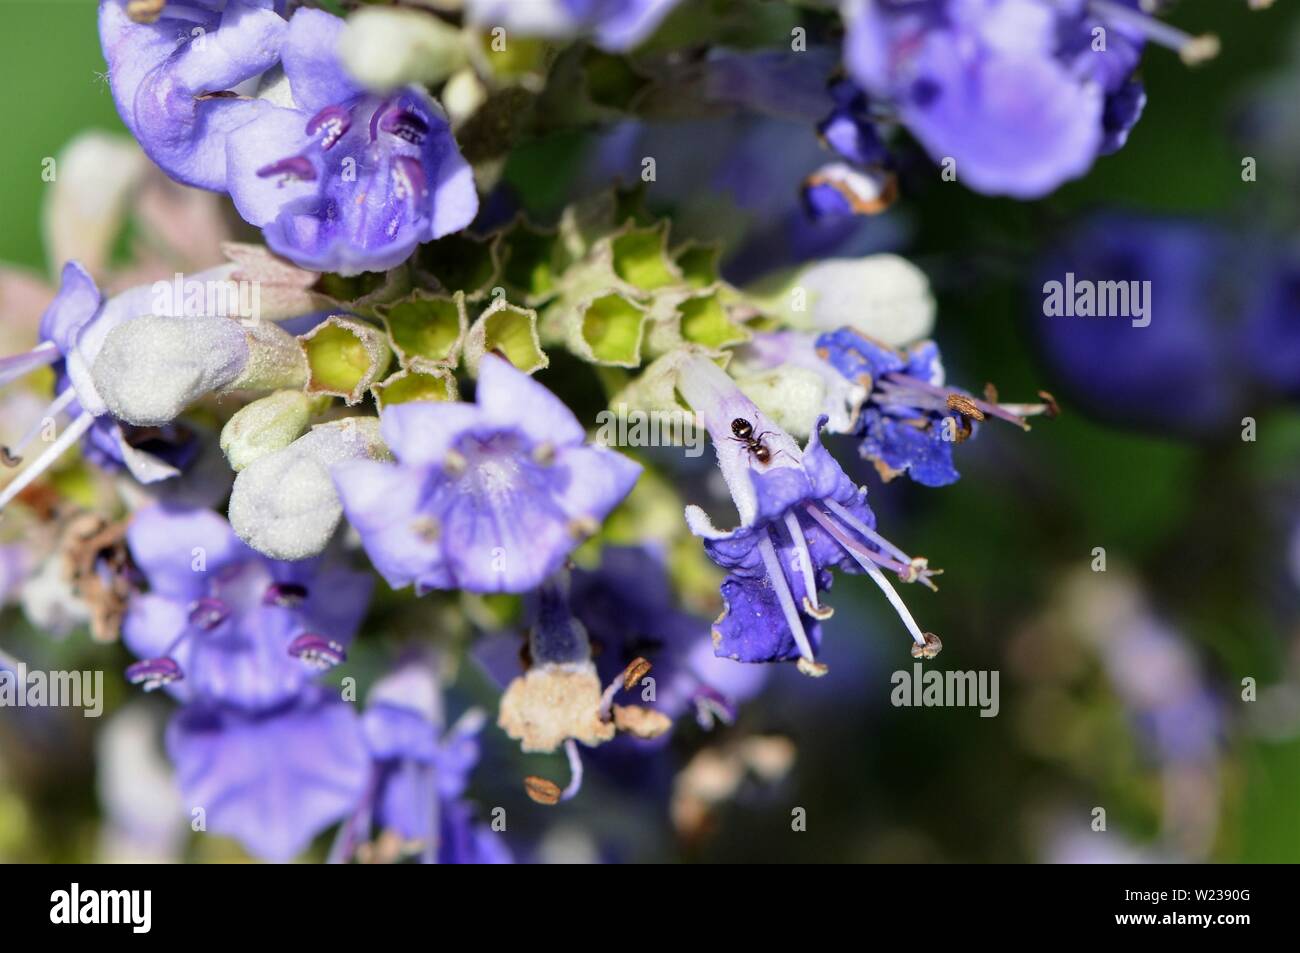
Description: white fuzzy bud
227,418,386,561
90,315,249,426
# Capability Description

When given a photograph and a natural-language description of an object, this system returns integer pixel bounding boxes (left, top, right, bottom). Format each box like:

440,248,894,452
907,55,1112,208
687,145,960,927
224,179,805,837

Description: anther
946,393,985,420
910,632,943,660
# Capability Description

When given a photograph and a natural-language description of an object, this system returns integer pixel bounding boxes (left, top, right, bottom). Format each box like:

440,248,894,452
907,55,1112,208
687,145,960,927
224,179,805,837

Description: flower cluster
11,0,1277,866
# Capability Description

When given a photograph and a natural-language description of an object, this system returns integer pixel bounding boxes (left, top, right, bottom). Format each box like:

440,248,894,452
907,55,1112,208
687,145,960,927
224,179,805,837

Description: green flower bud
219,390,312,472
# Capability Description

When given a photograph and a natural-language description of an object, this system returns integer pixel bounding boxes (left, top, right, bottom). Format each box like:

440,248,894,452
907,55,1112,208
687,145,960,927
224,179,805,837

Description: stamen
802,506,931,647
880,374,1035,430
125,657,184,692
523,740,585,805
782,511,829,618
3,387,78,466
255,155,318,184
0,341,60,388
305,105,353,150
1088,0,1220,65
803,503,938,588
287,633,347,670
756,529,818,667
0,410,94,515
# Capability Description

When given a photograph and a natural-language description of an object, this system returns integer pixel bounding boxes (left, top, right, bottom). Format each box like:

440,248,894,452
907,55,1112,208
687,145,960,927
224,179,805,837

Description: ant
730,417,780,464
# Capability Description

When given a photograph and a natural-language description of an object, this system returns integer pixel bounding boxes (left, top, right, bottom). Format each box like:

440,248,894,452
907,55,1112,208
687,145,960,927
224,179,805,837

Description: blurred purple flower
837,0,1209,198
331,661,511,864
123,504,373,861
1034,214,1237,435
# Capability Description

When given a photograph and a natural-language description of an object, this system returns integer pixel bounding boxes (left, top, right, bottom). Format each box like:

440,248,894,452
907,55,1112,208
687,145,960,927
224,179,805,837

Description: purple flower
224,8,477,274
98,0,290,191
840,0,1213,198
331,661,511,864
816,328,1049,486
334,354,641,594
676,355,940,674
123,505,371,710
123,504,373,861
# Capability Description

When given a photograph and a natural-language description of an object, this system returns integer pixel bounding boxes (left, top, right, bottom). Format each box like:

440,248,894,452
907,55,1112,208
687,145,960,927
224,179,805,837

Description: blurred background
2,0,1299,863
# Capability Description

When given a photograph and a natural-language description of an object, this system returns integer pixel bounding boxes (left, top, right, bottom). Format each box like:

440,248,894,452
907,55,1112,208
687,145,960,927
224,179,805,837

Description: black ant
730,417,779,464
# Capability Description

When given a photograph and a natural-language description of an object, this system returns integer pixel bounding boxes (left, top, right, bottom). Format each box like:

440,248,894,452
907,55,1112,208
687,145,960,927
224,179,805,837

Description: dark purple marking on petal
287,633,347,670
126,657,184,692
263,582,309,608
188,597,231,631
305,104,352,150
255,155,318,183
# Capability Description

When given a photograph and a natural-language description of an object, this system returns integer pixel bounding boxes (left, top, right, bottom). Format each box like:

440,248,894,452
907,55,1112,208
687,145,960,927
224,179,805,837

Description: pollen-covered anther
802,595,834,620
287,633,347,670
621,656,653,692
392,156,429,203
946,393,985,421
256,155,318,184
305,105,352,150
125,657,183,692
910,632,943,660
0,446,20,468
796,657,830,678
612,704,672,739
